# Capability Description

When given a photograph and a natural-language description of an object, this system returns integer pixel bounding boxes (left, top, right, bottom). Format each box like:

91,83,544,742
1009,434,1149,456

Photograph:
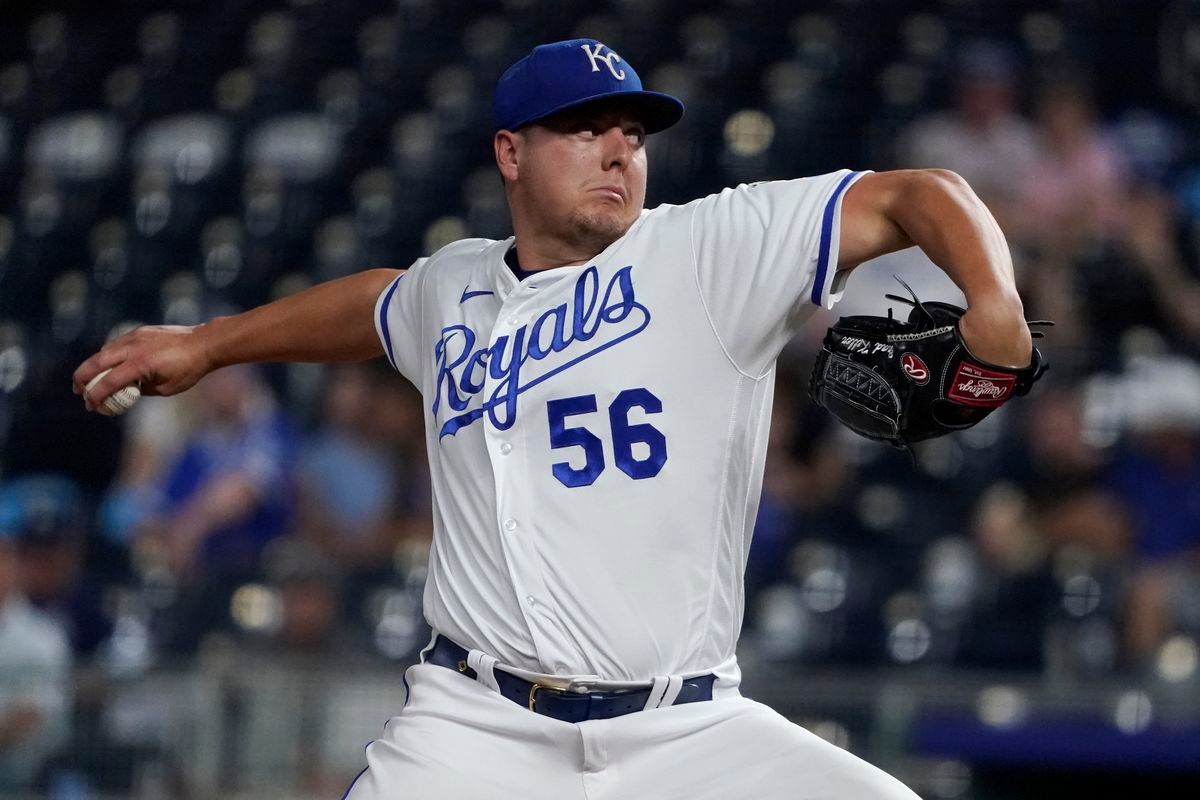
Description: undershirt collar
504,244,539,281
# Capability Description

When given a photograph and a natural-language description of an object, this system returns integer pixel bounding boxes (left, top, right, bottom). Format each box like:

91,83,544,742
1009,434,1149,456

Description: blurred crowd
2,0,1200,796
746,31,1200,675
1,361,432,795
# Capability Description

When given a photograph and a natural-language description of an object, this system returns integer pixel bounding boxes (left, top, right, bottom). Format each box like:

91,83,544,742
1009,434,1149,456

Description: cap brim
506,90,685,135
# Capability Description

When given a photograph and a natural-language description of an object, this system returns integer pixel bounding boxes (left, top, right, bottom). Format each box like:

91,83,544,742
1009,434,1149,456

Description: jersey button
499,442,512,455
525,595,536,605
507,316,519,326
503,518,518,532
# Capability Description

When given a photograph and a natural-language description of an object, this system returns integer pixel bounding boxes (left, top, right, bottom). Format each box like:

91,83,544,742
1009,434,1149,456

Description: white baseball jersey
374,169,866,685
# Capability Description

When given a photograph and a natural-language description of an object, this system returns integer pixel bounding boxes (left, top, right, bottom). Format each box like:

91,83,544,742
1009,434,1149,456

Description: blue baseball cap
0,474,82,542
494,39,684,134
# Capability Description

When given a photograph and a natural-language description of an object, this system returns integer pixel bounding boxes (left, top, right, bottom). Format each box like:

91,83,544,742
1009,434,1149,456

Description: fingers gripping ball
85,368,141,415
809,279,1053,449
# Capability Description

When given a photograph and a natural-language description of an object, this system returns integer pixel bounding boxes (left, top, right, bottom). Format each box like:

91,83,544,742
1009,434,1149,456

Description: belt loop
467,649,501,693
642,675,684,711
417,631,439,662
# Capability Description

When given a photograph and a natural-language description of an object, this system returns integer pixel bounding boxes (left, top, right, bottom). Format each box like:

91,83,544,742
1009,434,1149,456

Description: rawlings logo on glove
901,353,929,384
809,279,1052,449
949,363,1015,405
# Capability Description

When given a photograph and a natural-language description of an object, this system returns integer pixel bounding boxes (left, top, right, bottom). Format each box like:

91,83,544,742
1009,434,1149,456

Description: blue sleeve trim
340,766,369,800
378,274,404,370
810,170,863,306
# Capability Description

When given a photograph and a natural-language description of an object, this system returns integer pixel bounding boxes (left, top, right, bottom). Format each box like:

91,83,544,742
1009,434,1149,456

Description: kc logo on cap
580,43,626,80
493,38,684,134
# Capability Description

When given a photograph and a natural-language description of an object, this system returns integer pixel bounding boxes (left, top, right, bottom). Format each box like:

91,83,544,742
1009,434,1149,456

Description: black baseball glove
809,280,1051,449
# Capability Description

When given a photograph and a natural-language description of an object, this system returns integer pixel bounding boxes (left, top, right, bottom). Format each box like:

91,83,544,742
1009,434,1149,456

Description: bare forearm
202,269,401,369
901,173,1034,366
75,268,404,406
840,169,1033,367
888,170,1021,307
902,173,1032,367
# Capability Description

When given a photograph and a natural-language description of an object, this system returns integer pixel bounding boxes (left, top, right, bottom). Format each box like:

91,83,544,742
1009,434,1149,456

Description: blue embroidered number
547,388,667,487
609,388,668,480
547,395,605,487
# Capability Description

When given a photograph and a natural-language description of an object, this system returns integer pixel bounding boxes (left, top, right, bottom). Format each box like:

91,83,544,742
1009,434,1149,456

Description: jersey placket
483,275,570,673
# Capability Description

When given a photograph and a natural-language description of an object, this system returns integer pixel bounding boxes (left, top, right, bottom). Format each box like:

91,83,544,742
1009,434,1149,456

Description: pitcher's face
506,102,648,254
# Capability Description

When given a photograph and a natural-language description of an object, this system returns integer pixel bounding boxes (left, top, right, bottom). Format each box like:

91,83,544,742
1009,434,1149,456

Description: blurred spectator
1117,187,1200,352
262,536,353,658
295,362,432,636
963,386,1132,670
32,666,190,799
1017,74,1129,257
1106,356,1200,665
296,364,400,569
898,38,1037,234
231,537,366,797
748,375,810,601
368,364,433,553
0,474,113,659
92,378,202,584
143,365,293,574
117,390,198,490
0,501,70,794
746,371,850,612
963,481,1056,670
1010,73,1131,368
1030,184,1200,373
993,387,1129,558
133,365,296,654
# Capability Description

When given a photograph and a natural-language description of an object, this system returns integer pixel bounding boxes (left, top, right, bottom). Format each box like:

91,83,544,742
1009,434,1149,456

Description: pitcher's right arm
73,268,404,414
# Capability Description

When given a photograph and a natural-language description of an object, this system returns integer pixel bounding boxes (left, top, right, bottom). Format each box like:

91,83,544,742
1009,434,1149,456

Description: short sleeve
691,169,868,375
374,258,428,383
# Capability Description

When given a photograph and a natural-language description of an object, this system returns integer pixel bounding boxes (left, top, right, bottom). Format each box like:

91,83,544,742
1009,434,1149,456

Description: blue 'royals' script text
432,265,650,438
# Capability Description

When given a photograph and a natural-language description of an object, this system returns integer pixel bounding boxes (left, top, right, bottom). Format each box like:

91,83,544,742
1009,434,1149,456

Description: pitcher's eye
570,120,599,137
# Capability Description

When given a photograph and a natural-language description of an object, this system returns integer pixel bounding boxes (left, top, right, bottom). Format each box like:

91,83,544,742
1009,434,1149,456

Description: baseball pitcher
75,39,1044,799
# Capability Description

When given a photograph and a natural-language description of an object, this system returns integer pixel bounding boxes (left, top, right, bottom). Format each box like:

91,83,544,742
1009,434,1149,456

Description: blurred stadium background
2,0,1200,797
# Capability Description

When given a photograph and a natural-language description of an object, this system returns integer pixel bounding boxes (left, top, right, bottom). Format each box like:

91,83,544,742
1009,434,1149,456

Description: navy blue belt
425,636,716,723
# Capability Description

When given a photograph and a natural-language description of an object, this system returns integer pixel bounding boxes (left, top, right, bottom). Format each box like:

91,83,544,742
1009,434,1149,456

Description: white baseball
85,368,141,415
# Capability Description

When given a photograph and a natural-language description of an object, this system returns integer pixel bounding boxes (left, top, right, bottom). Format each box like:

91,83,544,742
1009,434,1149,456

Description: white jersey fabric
374,169,866,686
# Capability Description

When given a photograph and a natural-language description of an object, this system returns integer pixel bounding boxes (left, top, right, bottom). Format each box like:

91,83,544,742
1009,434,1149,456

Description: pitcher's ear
495,130,521,182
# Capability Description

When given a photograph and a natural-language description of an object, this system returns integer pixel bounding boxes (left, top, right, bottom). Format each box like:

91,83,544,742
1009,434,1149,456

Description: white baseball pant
342,660,922,799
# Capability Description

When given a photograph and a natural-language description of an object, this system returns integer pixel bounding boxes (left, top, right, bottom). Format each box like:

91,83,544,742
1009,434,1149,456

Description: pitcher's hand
73,325,213,415
957,299,1033,369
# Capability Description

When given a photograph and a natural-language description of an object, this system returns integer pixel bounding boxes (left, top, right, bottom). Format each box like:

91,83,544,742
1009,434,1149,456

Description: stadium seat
131,113,235,241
